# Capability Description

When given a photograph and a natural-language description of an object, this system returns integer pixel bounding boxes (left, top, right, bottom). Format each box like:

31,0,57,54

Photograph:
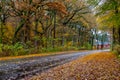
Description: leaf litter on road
30,52,120,80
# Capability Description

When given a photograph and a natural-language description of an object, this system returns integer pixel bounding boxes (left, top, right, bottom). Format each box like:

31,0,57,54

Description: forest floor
30,52,120,80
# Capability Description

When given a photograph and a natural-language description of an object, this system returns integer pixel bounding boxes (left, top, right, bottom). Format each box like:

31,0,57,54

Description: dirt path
0,50,109,80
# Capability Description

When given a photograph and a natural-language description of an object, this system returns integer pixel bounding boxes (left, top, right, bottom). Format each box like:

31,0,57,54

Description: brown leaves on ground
30,52,120,80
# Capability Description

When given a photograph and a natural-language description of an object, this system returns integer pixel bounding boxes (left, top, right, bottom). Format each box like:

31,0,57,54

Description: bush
0,44,3,53
80,46,86,50
0,42,24,56
41,47,64,52
80,43,92,50
113,44,120,57
85,43,92,50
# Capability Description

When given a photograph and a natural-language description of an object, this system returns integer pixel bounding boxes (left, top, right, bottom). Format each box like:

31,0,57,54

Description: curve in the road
0,49,110,80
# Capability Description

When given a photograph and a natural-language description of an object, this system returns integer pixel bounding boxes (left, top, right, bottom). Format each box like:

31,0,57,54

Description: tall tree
0,0,9,44
87,0,120,49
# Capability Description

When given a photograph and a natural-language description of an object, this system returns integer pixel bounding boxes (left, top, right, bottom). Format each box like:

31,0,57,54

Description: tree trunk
0,21,4,52
0,22,3,44
24,23,30,43
53,11,56,48
78,28,80,47
34,20,39,48
112,27,115,50
118,27,120,44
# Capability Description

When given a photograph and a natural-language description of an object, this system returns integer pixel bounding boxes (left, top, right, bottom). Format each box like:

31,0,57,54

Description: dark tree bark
112,27,115,50
53,11,56,48
118,27,120,44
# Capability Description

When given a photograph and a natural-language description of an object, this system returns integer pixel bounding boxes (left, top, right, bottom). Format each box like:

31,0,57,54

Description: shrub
80,43,92,50
0,42,24,56
68,46,79,50
0,44,3,53
113,44,120,57
85,43,92,50
80,46,86,50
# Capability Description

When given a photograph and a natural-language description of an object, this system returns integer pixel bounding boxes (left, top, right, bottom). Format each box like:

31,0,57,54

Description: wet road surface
0,49,109,80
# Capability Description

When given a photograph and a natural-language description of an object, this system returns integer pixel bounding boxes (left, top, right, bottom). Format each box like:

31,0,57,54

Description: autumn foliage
0,0,98,56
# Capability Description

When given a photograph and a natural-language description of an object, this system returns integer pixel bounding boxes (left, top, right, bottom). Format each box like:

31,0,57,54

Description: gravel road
0,49,109,80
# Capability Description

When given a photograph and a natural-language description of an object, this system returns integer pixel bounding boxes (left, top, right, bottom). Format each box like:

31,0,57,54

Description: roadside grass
0,42,90,57
30,52,120,80
0,50,82,61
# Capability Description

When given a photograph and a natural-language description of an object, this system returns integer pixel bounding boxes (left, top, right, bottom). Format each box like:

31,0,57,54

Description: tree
0,0,9,44
0,0,99,56
87,0,120,49
46,1,67,48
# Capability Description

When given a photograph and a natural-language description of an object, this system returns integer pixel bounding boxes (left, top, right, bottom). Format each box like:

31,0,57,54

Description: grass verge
0,50,83,61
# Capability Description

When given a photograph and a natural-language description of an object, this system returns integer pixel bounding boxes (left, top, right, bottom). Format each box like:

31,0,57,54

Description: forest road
0,49,109,80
